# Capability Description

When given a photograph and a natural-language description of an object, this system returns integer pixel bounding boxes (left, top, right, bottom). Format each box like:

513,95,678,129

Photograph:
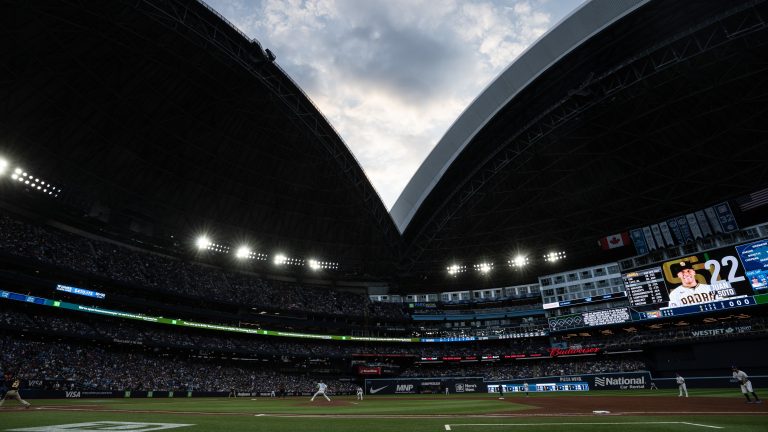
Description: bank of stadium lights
509,255,529,268
307,259,339,271
196,236,211,250
447,264,467,276
206,242,229,253
3,163,61,198
234,246,267,261
544,251,567,263
274,254,304,266
195,237,329,268
195,236,229,253
473,262,494,274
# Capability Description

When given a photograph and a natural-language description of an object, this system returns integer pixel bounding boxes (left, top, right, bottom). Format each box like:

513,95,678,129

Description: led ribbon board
0,289,416,343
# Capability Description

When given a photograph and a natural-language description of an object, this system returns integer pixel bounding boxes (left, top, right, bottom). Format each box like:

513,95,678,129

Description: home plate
593,410,611,415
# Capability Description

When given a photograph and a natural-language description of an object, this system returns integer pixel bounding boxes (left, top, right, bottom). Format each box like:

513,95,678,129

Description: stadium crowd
0,336,356,393
0,212,407,321
551,316,768,350
0,307,552,359
400,358,647,379
1,335,647,392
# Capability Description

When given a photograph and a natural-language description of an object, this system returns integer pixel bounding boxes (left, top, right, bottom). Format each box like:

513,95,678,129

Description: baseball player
310,382,331,402
0,372,31,409
649,381,659,390
732,367,761,403
667,261,716,308
523,382,529,397
676,373,688,397
498,384,505,400
356,386,364,401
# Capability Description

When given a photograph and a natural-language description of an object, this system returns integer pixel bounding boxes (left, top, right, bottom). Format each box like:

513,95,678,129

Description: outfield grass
0,390,765,432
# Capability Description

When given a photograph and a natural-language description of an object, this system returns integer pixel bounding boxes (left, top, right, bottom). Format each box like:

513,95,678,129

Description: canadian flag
598,232,630,250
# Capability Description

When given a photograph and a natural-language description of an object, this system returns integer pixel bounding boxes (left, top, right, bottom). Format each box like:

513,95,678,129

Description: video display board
622,267,666,306
548,307,634,332
622,240,766,317
56,284,106,299
736,240,768,293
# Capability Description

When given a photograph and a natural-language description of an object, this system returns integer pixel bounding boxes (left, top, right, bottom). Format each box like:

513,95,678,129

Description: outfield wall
364,377,486,395
366,371,768,394
17,390,226,399
488,372,650,391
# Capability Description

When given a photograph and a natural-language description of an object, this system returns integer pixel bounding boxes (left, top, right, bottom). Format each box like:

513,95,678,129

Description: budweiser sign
548,347,601,357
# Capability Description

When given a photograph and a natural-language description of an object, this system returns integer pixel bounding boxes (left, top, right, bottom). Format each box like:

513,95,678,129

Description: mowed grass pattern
0,390,765,432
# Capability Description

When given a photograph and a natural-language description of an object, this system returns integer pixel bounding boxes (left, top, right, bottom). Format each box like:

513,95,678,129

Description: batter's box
7,421,194,431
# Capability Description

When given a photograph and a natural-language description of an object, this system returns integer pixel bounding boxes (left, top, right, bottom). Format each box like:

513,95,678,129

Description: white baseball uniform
734,370,753,393
667,283,715,307
311,382,331,401
676,375,688,397
356,386,363,400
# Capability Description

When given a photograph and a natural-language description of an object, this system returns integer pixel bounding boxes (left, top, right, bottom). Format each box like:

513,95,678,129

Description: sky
205,0,585,210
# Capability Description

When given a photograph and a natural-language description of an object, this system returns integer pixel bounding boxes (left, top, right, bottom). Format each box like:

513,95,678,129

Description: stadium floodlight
195,236,211,250
235,246,251,259
474,262,493,274
510,255,529,268
543,251,567,262
274,254,287,265
0,158,7,176
308,259,320,270
447,264,466,276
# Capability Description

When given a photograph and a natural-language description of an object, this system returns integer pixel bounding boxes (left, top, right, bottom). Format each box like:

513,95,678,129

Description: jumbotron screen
621,239,768,318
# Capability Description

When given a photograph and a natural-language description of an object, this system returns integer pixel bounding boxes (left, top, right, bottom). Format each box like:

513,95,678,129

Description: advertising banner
365,378,485,395
590,372,649,390
21,390,223,399
488,372,651,392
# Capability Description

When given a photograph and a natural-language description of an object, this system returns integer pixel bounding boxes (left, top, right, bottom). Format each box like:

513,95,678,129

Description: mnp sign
365,380,415,395
365,378,485,395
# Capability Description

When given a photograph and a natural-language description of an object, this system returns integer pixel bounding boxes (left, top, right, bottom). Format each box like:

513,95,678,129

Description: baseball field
0,389,766,432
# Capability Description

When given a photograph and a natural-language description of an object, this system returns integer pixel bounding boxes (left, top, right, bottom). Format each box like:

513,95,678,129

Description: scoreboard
622,267,666,306
548,239,768,332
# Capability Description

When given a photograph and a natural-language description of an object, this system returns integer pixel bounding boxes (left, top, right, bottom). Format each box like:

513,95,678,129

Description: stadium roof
0,0,400,276
2,0,768,290
393,0,768,289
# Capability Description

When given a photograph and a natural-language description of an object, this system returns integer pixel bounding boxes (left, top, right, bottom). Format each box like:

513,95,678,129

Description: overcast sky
205,0,585,210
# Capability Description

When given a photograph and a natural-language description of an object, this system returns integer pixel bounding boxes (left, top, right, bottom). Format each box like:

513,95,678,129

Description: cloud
205,0,582,210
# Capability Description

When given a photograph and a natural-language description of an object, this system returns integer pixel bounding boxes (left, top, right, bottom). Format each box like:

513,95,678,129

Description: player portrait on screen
666,260,717,308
